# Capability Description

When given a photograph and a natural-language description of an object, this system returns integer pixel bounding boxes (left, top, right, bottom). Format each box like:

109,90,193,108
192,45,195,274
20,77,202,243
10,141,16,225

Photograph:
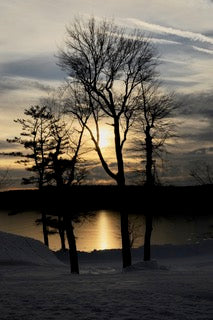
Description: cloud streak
127,18,213,45
0,76,53,94
192,46,213,55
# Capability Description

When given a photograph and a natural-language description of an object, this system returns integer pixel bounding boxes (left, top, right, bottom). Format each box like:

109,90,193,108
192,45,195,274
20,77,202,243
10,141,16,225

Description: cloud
163,92,213,175
204,30,213,37
0,1,212,187
0,140,19,151
151,38,181,46
127,18,213,45
189,147,213,155
0,55,64,81
192,46,213,55
177,91,213,118
0,76,53,94
161,79,200,90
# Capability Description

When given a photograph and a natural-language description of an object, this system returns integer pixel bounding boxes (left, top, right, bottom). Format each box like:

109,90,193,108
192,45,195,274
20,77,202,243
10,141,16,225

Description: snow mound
0,231,64,266
123,260,168,272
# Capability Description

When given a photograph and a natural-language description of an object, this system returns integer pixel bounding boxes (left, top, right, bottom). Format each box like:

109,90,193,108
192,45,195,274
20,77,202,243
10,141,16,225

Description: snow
123,260,168,271
0,231,212,320
0,231,64,266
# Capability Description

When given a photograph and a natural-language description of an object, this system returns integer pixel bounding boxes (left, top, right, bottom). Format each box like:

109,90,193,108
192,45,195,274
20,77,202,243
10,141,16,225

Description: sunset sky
0,0,212,186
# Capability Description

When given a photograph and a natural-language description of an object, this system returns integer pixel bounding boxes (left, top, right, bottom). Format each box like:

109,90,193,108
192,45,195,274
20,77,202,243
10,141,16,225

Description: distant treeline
0,185,212,216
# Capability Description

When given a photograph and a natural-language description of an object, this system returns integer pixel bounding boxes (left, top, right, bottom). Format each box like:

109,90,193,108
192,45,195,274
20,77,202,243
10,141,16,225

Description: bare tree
135,82,176,184
190,162,213,185
128,216,143,248
134,81,176,261
58,17,158,268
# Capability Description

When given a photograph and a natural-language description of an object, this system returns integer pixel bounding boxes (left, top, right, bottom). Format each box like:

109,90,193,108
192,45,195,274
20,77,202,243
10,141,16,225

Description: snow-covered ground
0,231,63,266
0,231,212,320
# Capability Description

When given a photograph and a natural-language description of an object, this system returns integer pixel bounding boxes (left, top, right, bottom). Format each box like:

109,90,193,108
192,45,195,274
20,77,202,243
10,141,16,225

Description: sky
0,0,213,186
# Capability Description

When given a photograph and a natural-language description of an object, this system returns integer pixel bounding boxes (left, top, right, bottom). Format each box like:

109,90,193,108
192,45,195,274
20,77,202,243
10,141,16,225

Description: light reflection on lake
75,211,121,252
0,209,212,252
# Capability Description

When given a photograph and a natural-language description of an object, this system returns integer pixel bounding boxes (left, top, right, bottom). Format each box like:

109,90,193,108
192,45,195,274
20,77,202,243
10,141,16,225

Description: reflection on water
0,210,41,241
0,209,212,252
99,211,110,250
74,210,121,252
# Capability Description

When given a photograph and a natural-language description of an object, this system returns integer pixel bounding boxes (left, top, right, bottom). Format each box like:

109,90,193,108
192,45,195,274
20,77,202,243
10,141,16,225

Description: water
0,209,212,252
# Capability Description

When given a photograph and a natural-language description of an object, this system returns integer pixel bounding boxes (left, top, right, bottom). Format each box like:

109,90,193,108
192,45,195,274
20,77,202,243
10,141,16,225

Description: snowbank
123,260,168,272
0,231,64,266
56,239,213,263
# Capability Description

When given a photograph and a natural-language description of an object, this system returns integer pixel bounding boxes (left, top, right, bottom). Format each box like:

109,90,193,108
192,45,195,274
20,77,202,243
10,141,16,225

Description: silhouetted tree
42,96,90,274
190,162,213,185
37,95,90,188
6,105,55,247
63,213,79,274
5,103,87,256
134,81,176,261
135,82,175,184
3,100,89,273
58,17,158,268
128,216,143,249
35,215,66,251
7,105,53,189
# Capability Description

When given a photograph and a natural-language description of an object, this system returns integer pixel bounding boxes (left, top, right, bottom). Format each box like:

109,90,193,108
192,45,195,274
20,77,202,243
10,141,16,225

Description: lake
0,209,212,252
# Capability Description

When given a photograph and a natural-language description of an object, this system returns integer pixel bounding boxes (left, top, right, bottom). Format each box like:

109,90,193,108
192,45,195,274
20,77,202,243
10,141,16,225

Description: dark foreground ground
0,230,212,320
0,254,212,320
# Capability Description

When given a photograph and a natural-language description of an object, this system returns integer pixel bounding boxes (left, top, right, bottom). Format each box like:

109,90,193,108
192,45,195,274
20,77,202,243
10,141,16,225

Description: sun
99,127,112,148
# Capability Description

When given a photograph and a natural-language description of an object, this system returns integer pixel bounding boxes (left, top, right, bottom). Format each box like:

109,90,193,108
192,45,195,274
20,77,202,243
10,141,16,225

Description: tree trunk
143,126,154,261
114,117,125,186
58,215,66,251
114,118,132,268
41,210,49,247
145,126,154,187
64,215,79,274
117,183,131,269
39,186,49,247
144,214,153,261
120,209,132,267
